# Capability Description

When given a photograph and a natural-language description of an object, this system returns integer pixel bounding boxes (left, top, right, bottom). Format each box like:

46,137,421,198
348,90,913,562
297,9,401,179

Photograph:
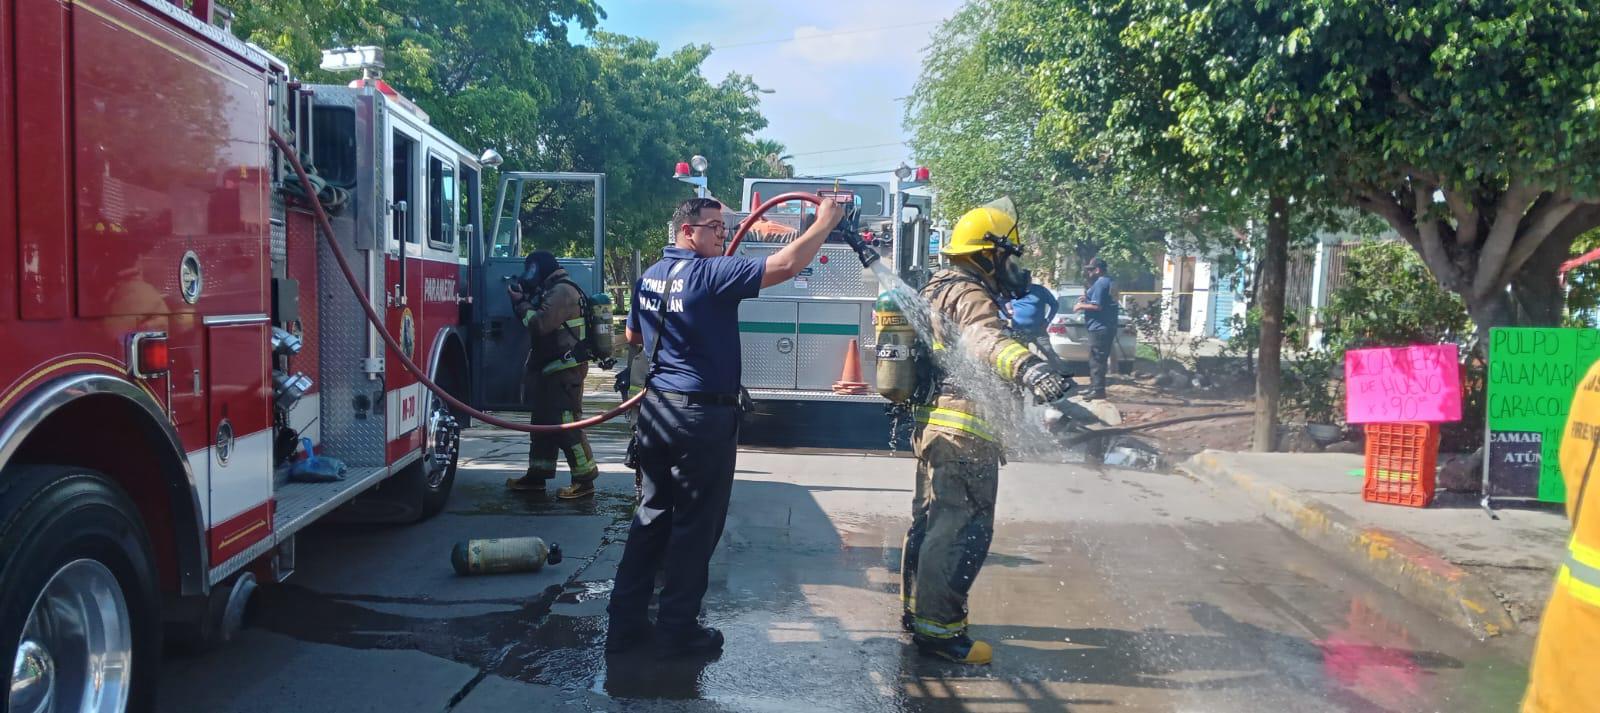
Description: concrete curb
1181,450,1518,641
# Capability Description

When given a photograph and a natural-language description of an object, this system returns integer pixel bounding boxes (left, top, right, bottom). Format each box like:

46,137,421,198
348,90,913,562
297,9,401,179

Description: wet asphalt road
157,400,1529,712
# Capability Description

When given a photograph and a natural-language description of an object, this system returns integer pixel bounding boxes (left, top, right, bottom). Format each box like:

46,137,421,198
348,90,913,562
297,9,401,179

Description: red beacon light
914,166,930,182
674,161,692,178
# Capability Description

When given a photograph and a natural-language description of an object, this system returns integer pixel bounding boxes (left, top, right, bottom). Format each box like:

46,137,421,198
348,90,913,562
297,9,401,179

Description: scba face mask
997,254,1032,299
979,232,1031,299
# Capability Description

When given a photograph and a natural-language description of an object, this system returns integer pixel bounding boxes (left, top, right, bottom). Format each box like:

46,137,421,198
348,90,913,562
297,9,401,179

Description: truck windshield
748,181,887,217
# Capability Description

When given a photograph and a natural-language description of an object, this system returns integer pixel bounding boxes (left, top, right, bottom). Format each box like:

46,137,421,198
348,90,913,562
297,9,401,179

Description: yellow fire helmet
943,197,1020,256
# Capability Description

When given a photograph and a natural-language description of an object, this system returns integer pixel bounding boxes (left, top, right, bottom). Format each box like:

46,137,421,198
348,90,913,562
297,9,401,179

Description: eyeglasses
685,221,727,234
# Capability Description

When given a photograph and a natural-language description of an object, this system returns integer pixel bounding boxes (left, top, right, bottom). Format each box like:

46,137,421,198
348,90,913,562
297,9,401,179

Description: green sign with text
1486,327,1600,502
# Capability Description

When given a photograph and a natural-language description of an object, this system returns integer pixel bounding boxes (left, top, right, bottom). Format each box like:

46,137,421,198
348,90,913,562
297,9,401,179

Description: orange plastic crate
1362,422,1439,508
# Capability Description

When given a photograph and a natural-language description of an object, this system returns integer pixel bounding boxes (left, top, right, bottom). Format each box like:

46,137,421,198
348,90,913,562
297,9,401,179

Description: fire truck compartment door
206,321,273,530
796,302,868,391
473,172,606,411
738,301,798,389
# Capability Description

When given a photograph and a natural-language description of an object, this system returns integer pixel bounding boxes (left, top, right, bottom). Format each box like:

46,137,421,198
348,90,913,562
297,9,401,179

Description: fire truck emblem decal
400,308,416,359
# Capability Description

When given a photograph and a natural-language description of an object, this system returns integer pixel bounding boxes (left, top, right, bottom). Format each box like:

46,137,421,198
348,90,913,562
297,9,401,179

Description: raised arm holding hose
607,197,843,658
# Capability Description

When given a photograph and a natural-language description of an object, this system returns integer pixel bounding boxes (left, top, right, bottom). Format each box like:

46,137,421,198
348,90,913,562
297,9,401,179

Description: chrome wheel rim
423,390,459,489
11,559,132,713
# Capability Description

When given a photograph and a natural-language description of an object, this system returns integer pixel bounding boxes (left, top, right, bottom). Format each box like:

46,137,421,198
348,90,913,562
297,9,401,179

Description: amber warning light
130,332,169,378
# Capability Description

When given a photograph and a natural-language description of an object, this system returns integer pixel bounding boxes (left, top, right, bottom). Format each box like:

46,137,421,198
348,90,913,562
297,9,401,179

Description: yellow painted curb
1183,451,1517,641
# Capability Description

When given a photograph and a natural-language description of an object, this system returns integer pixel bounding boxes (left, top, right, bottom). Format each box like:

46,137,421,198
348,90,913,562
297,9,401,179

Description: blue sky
583,0,966,182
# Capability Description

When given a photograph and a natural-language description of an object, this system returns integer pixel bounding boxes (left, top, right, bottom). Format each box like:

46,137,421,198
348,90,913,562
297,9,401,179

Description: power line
711,20,939,50
786,141,909,157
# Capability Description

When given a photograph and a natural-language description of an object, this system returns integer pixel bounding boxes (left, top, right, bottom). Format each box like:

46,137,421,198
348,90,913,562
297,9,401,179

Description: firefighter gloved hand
1022,361,1069,404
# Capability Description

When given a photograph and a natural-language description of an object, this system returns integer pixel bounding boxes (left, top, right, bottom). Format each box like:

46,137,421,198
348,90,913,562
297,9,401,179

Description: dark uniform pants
1088,327,1115,395
526,364,597,483
607,391,740,634
901,426,1000,639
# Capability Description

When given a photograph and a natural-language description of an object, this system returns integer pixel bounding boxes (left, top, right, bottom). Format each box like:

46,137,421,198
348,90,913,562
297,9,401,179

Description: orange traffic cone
832,338,870,395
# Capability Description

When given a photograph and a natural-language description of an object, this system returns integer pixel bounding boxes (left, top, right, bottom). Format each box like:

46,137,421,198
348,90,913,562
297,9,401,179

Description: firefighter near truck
0,4,620,709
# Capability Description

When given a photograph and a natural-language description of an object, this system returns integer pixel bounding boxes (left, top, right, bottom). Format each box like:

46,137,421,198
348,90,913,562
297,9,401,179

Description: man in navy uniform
606,196,844,656
1074,257,1119,401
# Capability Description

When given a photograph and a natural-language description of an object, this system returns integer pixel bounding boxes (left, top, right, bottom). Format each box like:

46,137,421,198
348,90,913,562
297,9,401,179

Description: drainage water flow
866,262,1063,459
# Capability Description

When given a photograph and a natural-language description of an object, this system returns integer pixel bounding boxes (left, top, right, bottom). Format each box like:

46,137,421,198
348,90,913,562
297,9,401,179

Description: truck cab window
392,131,417,244
458,162,479,257
750,181,887,216
428,155,454,249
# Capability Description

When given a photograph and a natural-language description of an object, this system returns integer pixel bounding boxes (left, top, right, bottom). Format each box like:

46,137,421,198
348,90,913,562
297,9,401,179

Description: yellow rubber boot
915,634,993,665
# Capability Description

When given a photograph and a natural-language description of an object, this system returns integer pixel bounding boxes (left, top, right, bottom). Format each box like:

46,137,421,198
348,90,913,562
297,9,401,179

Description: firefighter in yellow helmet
1522,358,1600,712
900,198,1069,664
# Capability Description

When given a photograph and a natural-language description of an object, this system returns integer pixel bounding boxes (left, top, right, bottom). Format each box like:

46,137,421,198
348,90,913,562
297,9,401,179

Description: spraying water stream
865,261,1084,463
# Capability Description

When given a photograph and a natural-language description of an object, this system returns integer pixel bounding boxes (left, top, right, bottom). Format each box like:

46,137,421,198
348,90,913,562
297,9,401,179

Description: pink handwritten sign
1344,345,1463,424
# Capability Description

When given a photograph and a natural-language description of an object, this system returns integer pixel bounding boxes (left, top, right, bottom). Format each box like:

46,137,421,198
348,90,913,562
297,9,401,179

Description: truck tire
414,364,463,520
0,465,161,713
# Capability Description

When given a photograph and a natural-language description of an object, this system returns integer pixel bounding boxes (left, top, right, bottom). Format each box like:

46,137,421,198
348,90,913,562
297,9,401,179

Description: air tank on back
873,291,917,403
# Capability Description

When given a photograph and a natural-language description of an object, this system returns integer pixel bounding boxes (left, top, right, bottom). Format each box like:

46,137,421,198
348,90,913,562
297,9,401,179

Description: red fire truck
0,2,605,709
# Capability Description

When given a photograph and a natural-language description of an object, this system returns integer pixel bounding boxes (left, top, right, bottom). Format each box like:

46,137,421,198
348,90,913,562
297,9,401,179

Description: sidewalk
1181,450,1568,647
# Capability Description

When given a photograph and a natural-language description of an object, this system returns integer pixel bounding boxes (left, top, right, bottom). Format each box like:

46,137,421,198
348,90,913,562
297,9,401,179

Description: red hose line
270,129,641,432
724,192,824,257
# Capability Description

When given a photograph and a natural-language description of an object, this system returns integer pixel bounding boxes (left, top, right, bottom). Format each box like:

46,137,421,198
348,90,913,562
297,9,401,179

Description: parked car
1046,285,1137,375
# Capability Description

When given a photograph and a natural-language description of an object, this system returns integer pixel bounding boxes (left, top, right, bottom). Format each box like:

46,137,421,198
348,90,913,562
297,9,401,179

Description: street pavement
157,400,1529,712
1185,450,1568,644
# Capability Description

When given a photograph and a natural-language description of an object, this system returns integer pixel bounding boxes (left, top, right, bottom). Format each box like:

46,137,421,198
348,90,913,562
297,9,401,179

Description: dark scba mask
974,233,1032,299
512,251,562,296
998,254,1032,299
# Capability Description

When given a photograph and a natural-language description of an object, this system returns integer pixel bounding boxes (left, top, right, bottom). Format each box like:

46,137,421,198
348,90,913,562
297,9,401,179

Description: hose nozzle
837,228,881,269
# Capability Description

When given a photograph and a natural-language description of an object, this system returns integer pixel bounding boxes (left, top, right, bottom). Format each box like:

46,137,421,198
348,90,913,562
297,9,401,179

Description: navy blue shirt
1083,276,1119,332
1009,284,1059,337
628,246,766,394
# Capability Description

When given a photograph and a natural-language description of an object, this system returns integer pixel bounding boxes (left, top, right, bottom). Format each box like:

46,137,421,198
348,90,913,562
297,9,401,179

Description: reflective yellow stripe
913,616,966,639
521,311,537,327
995,342,1030,380
1562,538,1600,607
565,317,586,339
913,406,997,442
932,341,946,352
542,357,582,374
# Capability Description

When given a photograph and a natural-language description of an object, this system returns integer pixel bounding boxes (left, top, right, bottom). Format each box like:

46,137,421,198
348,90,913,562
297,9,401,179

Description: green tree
232,2,778,283
1011,0,1600,332
738,138,796,180
979,0,1600,449
905,1,1193,283
992,0,1336,451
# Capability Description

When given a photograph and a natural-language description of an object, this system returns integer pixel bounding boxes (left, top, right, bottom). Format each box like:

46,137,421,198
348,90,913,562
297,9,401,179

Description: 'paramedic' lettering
424,277,456,303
